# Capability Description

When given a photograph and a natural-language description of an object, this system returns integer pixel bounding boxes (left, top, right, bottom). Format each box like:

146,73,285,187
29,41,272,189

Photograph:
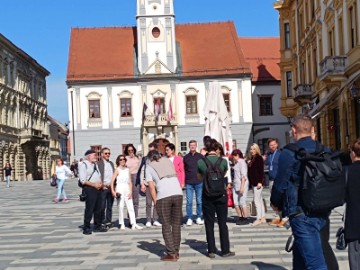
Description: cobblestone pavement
0,179,349,270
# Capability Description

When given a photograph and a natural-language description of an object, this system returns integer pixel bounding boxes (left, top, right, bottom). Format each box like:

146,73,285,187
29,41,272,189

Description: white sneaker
145,221,152,228
132,224,143,230
196,217,204,225
186,219,193,226
120,224,125,230
153,221,162,227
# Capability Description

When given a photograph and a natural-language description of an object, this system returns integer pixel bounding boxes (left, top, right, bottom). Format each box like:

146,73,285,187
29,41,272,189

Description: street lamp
287,114,292,124
350,84,360,103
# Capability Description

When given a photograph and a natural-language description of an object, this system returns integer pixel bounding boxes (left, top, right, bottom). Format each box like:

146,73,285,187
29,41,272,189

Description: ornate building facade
0,34,50,181
66,0,255,159
274,0,360,150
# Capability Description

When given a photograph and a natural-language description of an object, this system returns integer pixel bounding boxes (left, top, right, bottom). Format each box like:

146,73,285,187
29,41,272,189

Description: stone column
174,125,179,153
107,86,113,128
143,128,148,156
237,80,244,122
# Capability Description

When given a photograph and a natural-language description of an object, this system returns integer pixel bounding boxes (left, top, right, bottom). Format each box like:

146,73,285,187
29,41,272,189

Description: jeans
186,183,203,219
145,187,159,222
56,179,67,199
291,214,327,270
5,175,10,187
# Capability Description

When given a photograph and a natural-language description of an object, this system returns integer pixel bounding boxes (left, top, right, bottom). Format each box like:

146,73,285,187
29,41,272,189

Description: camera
79,193,87,202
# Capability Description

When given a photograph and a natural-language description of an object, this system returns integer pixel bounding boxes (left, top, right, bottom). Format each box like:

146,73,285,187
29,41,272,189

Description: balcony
144,114,178,127
294,84,314,103
20,128,47,144
87,119,102,129
319,56,347,83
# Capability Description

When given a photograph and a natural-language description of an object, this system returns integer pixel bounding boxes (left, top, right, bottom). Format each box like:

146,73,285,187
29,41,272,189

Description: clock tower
136,0,178,75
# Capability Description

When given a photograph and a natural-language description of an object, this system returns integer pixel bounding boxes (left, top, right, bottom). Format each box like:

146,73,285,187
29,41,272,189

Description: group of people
51,112,360,269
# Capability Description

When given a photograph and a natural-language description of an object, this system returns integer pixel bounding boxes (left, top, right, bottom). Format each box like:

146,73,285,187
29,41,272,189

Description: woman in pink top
124,144,140,218
165,143,185,188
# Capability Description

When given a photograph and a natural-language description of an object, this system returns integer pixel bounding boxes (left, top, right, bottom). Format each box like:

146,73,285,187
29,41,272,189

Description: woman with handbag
53,158,72,203
231,149,249,225
248,143,266,226
111,155,143,230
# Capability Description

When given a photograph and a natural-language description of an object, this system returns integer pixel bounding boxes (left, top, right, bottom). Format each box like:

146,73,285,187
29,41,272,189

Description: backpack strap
214,157,224,174
204,157,215,170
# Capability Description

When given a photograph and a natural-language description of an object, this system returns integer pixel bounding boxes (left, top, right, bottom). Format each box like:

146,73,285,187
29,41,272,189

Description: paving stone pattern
0,179,349,270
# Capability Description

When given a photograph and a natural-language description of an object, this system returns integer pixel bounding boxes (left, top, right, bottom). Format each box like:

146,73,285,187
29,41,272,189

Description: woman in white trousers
111,155,142,230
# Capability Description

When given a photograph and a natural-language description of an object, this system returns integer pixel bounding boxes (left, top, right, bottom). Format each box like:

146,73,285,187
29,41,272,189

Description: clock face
152,27,160,38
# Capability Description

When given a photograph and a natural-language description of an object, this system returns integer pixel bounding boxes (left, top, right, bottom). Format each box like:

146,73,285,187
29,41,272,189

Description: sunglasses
119,158,126,161
104,152,111,155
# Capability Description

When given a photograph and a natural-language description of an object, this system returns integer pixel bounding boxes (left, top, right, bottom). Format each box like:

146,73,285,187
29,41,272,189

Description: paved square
0,180,349,270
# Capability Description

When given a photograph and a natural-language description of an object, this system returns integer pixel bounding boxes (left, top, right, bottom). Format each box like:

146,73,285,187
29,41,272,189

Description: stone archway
153,138,170,156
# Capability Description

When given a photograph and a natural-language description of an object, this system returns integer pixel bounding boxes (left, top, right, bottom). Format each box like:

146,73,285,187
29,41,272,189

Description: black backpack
203,157,226,197
285,142,346,213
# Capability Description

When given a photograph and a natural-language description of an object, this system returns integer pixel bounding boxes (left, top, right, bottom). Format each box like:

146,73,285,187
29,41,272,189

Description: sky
0,0,279,124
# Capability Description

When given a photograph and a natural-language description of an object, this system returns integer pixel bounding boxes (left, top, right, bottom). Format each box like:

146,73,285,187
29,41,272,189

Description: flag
167,98,174,122
155,98,161,121
142,102,148,123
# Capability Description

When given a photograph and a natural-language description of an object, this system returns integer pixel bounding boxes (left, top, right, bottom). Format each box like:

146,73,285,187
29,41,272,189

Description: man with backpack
270,113,344,270
197,139,234,258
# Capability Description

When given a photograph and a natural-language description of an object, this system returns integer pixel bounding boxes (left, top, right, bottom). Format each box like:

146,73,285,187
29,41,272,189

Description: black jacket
345,161,360,241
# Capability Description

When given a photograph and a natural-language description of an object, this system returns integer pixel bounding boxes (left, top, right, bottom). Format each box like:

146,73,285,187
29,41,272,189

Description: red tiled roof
66,22,251,83
238,37,280,82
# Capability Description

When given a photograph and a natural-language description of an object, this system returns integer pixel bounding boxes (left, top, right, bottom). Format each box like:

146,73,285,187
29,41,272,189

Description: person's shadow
251,261,288,270
182,239,208,256
137,239,165,257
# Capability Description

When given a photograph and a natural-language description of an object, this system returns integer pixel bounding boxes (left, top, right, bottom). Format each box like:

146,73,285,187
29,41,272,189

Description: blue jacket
270,136,329,217
265,149,281,180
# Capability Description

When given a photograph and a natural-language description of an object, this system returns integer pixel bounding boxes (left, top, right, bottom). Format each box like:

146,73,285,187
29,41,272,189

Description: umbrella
204,81,233,155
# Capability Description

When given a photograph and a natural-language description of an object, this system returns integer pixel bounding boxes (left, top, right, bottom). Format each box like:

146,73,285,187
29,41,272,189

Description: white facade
68,78,253,160
66,0,254,160
252,83,290,152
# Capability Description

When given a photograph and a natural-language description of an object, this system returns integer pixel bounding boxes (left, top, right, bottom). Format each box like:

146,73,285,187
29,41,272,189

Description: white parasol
204,81,233,155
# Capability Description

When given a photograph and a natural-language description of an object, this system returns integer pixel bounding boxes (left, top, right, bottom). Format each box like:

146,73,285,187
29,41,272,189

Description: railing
320,56,347,77
185,114,200,124
87,119,102,128
294,84,313,99
0,124,18,136
119,117,134,126
144,114,177,126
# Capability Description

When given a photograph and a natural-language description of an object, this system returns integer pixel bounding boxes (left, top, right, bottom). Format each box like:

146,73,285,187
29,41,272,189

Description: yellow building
274,0,360,150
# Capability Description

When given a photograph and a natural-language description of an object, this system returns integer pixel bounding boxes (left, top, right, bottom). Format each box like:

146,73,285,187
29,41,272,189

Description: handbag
336,167,348,251
336,227,347,250
50,175,57,187
227,188,234,208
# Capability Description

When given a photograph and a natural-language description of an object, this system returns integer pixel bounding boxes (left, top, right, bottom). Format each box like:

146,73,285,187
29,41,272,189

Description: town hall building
66,0,255,159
